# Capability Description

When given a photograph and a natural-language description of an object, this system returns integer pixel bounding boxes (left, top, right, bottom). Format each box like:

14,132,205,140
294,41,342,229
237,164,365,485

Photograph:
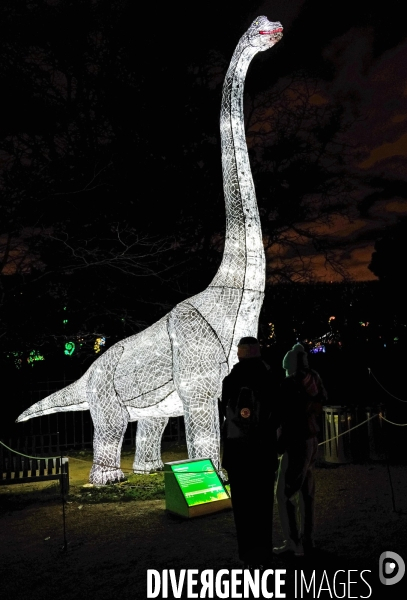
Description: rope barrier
380,415,407,427
368,368,407,402
0,441,102,463
65,456,90,463
0,439,60,460
317,413,379,446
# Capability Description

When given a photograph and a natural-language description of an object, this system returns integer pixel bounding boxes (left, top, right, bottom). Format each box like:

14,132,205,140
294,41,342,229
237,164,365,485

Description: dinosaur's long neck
209,39,265,293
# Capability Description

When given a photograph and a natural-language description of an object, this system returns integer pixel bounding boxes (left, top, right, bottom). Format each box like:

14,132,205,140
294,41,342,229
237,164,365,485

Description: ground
1,445,407,599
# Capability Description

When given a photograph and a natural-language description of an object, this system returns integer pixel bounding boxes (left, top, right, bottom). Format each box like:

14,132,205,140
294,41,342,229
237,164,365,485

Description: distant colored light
94,337,106,354
63,319,68,324
310,345,326,354
27,350,45,365
64,341,75,356
8,351,23,369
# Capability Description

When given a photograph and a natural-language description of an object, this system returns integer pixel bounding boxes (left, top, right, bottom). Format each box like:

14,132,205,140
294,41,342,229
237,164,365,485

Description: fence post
81,412,85,449
7,440,13,479
0,442,4,481
60,458,69,494
22,454,28,478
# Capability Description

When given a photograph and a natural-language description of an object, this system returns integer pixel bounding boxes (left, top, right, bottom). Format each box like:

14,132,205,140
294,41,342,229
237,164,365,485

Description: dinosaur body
17,16,283,485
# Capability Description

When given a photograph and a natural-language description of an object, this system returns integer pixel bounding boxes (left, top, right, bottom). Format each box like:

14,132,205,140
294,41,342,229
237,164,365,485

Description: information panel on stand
164,458,231,518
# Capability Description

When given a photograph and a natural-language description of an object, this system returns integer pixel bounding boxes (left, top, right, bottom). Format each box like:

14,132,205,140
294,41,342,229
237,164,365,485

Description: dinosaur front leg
182,395,221,469
169,303,225,471
133,417,169,473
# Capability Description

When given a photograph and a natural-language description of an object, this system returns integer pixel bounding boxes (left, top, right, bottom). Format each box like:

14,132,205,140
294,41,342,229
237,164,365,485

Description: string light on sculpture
16,16,283,485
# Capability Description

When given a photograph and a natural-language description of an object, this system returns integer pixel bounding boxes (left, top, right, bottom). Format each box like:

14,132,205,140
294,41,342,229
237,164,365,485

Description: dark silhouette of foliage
369,217,407,286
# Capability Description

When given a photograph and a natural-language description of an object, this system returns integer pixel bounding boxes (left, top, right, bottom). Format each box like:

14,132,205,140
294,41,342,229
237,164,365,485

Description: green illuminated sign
164,458,231,518
171,459,229,506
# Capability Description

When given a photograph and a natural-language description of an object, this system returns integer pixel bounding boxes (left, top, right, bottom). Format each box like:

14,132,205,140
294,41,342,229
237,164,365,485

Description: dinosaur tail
16,372,90,423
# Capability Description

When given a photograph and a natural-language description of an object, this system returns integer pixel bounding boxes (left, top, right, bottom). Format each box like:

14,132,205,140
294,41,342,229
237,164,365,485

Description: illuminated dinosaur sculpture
17,16,283,485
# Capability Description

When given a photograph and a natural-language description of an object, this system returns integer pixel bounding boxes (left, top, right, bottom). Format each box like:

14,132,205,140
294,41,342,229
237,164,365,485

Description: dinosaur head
247,15,283,51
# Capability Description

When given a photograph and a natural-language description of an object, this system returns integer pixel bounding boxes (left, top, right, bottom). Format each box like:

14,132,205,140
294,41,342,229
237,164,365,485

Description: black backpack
226,385,261,439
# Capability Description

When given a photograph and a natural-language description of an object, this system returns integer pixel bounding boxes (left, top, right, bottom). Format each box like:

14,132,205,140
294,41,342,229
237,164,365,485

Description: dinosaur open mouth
259,27,283,36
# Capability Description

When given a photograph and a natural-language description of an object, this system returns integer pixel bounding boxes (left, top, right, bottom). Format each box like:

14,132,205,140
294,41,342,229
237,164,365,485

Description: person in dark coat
274,343,327,557
220,336,279,569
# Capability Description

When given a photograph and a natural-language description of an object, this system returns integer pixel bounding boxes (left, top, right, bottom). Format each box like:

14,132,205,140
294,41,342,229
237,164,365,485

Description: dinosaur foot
133,459,164,474
89,465,127,486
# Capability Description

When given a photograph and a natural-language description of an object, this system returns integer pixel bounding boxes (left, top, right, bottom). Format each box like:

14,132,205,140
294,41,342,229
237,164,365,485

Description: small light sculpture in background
27,350,45,366
64,341,75,356
310,345,326,354
94,337,106,354
266,322,276,347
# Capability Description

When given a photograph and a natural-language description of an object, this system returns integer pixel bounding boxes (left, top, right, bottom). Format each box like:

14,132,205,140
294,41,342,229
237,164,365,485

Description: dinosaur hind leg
133,417,169,473
89,396,129,485
87,345,128,485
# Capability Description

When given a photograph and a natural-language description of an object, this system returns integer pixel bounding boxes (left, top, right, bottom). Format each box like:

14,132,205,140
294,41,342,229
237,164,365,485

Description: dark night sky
250,1,407,281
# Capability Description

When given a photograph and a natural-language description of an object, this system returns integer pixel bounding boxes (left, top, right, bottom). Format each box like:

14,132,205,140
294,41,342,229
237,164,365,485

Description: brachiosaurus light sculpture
17,16,283,485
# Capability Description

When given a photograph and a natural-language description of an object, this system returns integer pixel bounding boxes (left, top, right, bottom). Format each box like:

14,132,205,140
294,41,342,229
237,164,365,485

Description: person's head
282,342,308,376
237,336,261,360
